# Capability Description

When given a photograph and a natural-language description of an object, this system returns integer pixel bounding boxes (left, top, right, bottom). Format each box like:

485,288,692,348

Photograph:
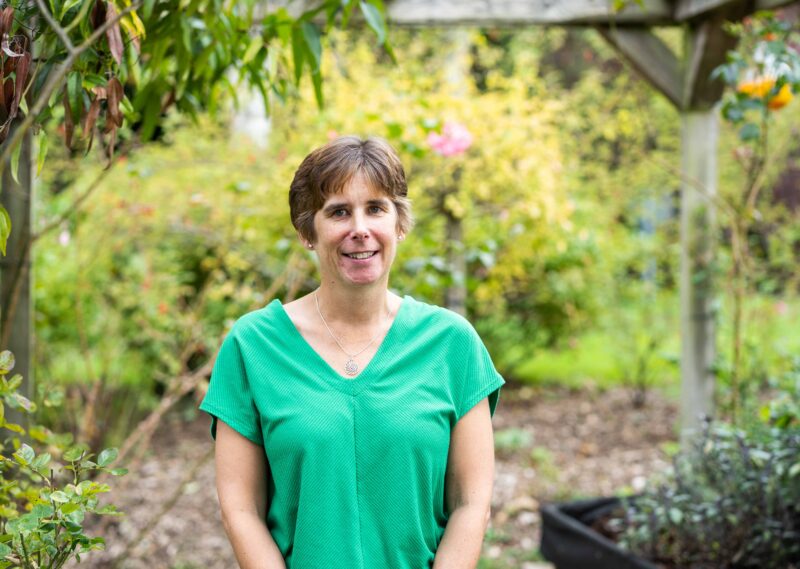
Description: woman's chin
338,268,388,287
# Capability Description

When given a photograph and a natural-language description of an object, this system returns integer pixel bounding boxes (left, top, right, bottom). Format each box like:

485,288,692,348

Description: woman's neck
315,281,392,328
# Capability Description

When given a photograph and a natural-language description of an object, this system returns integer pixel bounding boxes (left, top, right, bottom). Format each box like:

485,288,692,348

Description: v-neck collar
270,295,409,396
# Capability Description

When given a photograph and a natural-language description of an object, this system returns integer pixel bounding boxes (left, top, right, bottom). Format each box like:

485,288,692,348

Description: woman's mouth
343,251,378,259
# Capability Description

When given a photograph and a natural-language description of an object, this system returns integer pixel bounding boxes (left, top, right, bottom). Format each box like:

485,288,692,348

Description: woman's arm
215,420,286,569
433,398,496,569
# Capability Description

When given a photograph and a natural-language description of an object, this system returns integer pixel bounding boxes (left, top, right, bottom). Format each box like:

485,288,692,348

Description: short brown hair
289,136,413,243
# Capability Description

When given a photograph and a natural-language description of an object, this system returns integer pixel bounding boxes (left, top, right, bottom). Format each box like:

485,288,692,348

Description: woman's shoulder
402,295,477,339
226,299,285,339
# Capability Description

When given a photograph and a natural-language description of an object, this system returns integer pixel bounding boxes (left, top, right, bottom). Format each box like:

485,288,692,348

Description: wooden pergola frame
381,0,798,435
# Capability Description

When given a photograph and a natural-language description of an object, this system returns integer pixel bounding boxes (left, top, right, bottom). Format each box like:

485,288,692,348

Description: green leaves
9,141,22,184
50,490,70,503
241,35,263,66
0,205,9,256
36,132,49,177
0,361,126,568
13,444,35,466
0,0,395,180
63,444,88,462
97,447,118,467
301,22,322,67
360,2,385,45
618,419,800,566
739,122,760,141
30,452,52,474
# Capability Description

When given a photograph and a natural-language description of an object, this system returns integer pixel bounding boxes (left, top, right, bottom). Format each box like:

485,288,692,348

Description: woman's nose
350,212,369,239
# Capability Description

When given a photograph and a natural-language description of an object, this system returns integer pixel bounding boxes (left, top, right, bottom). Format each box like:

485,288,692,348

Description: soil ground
76,382,678,569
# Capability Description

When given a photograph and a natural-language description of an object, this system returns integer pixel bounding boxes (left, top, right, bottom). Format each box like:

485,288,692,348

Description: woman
199,136,505,569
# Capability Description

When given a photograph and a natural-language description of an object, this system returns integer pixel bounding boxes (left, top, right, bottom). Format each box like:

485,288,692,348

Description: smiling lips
343,251,378,259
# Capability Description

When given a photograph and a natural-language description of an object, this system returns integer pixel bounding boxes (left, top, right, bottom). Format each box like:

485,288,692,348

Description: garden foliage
0,0,391,252
0,350,126,568
33,25,800,447
616,389,800,568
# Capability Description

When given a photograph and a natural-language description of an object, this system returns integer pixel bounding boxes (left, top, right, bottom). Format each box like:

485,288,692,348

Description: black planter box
540,496,658,569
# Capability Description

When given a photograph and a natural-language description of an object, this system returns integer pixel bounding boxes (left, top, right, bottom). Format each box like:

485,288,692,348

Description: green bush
0,351,125,568
615,408,800,568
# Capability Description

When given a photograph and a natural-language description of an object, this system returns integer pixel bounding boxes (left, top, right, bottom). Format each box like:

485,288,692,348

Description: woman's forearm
432,504,490,569
222,511,286,569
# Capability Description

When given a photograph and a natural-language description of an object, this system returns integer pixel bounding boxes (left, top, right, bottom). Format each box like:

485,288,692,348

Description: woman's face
309,173,401,289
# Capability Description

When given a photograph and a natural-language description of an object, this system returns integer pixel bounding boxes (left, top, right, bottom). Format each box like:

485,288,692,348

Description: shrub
0,351,126,568
615,414,800,568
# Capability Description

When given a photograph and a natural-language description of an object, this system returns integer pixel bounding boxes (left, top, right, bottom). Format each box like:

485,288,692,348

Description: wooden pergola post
679,110,718,432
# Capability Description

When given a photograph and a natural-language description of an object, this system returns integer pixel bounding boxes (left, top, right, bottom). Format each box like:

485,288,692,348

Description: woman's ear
298,233,314,250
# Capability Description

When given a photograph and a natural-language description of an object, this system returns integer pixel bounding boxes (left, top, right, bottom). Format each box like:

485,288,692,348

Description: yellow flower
737,76,776,98
767,84,793,110
737,76,793,110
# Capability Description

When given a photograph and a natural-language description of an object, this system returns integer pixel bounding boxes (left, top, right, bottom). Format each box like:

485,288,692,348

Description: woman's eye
333,209,348,217
368,205,383,214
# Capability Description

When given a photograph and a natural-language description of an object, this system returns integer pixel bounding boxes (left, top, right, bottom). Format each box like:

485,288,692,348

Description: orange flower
737,76,776,98
737,76,793,110
767,84,793,110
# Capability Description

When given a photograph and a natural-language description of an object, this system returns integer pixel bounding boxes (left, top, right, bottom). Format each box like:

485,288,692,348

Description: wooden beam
381,0,675,26
675,0,736,21
276,0,798,26
683,19,710,107
682,4,748,109
597,26,682,107
675,0,800,21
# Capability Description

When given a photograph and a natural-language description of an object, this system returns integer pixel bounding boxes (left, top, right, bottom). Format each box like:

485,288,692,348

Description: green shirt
199,295,505,569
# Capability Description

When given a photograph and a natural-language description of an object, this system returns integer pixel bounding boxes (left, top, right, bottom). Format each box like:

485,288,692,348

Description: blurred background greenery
32,26,800,449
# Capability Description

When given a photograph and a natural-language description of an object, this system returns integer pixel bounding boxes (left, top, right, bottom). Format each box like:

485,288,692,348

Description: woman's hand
433,398,495,569
215,420,286,569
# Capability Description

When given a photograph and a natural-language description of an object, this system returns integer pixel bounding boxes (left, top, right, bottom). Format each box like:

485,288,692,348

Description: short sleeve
198,330,264,446
454,324,506,422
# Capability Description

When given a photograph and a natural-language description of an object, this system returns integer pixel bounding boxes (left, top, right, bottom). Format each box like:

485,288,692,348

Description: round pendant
344,359,359,376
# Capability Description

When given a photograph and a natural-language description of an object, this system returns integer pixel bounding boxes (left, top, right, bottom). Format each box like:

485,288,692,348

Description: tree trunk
0,126,34,429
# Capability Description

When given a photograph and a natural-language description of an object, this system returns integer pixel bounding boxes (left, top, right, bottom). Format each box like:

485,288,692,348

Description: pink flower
327,130,339,141
427,121,473,157
775,301,788,316
58,230,70,247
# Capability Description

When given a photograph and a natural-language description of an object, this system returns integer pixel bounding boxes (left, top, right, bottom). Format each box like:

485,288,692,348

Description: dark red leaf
106,125,117,160
105,77,123,129
9,52,30,119
0,58,7,122
84,97,101,152
0,7,14,39
105,3,125,65
91,0,106,31
3,67,15,117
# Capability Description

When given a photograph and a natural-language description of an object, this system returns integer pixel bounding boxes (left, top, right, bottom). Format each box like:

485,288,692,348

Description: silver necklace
314,289,390,376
